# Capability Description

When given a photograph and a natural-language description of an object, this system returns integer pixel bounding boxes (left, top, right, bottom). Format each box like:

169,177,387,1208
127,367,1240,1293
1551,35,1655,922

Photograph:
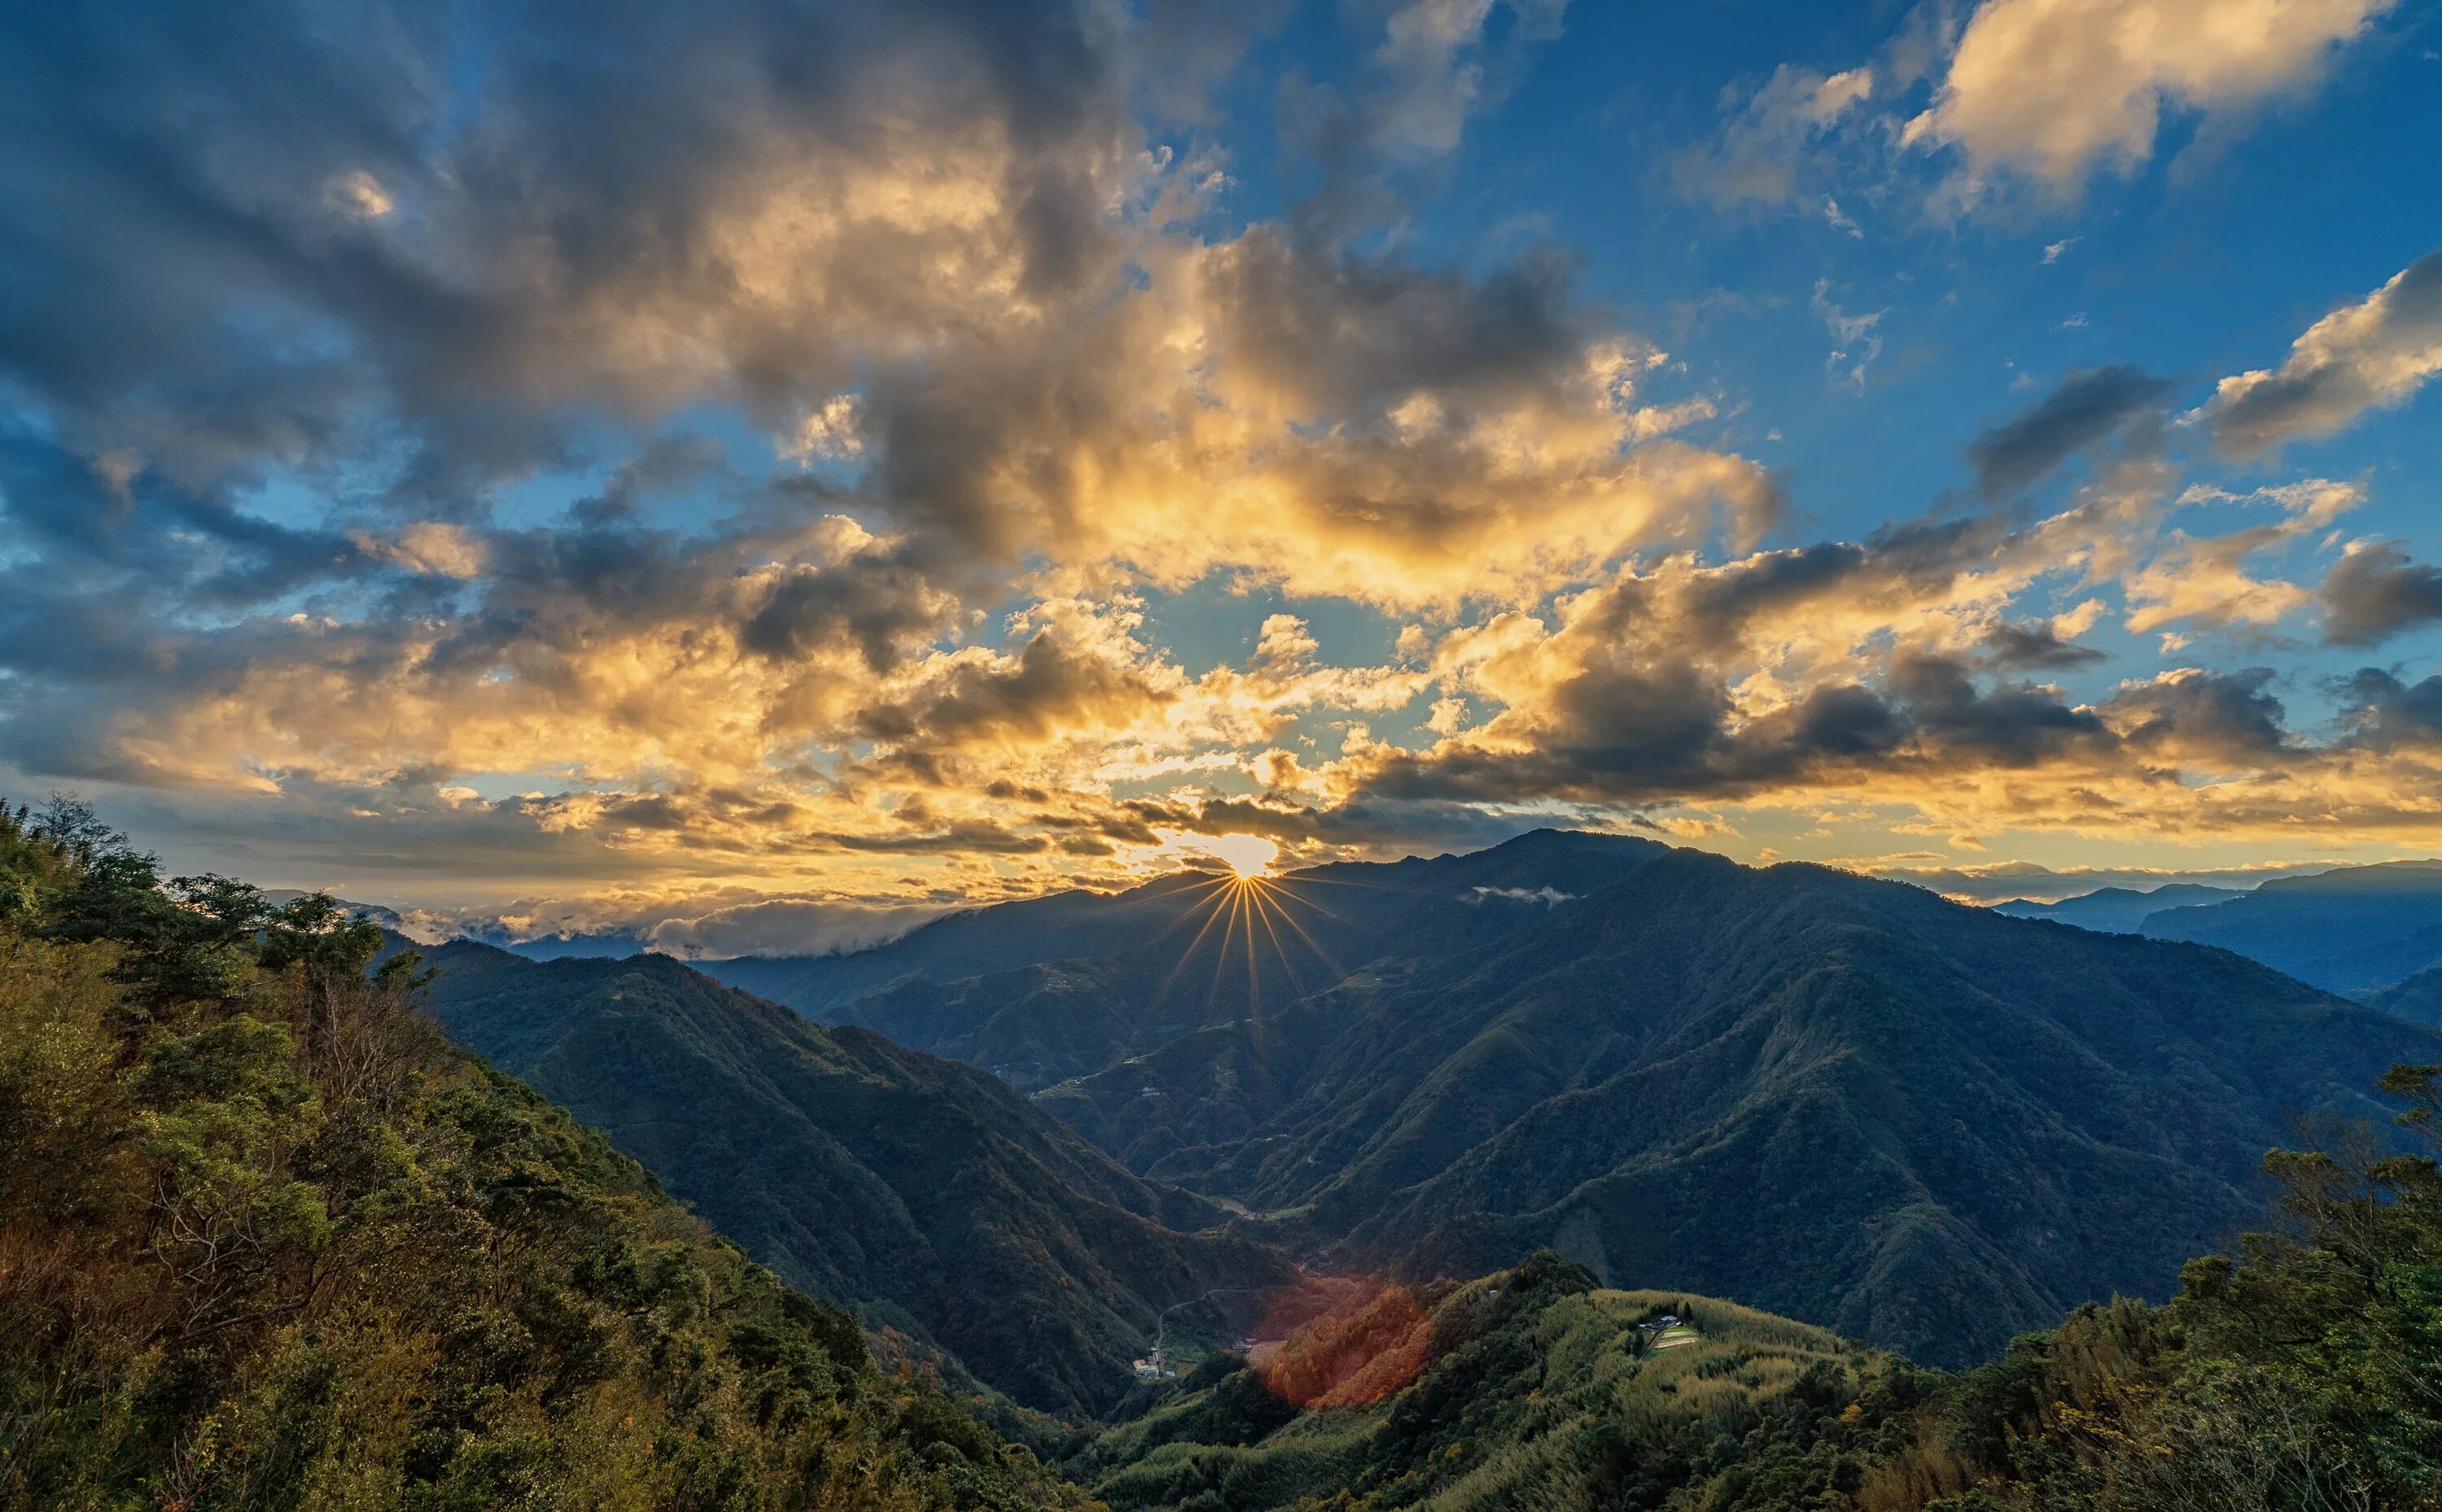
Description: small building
1131,1347,1175,1381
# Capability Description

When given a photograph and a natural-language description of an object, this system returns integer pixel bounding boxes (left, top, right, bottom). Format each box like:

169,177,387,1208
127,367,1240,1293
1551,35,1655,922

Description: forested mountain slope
0,807,1083,1510
1009,846,2438,1368
409,939,1293,1417
12,803,2442,1510
2141,859,2442,991
2371,961,2442,1025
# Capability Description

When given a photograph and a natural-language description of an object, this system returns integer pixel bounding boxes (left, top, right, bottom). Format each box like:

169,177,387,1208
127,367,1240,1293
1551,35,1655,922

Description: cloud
2120,479,2359,639
642,896,947,959
0,1,1763,822
1812,281,1885,389
352,522,488,579
1965,366,2171,497
2196,248,2442,457
395,890,948,959
2321,539,2442,646
1905,0,2396,195
1282,0,1568,241
1675,64,1876,212
3,0,2438,927
2333,668,2442,751
1466,885,1574,906
1283,459,2426,848
2101,666,2291,765
1980,620,2107,671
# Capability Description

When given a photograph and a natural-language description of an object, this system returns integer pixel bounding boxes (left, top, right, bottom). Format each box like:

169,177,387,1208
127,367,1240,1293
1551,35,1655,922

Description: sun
1206,833,1279,881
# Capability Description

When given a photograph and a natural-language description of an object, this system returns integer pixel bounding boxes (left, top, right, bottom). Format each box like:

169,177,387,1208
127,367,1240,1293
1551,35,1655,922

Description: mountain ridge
1989,881,2247,933
408,937,1295,1417
2139,859,2442,991
803,837,2434,1368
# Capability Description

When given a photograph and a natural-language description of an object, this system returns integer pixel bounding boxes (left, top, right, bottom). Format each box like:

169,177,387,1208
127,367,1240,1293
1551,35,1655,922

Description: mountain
699,828,1670,1043
844,834,2431,1369
2140,859,2442,991
755,831,1670,1093
2370,961,2442,1024
1989,881,2246,933
409,939,1293,1417
262,886,406,933
0,841,1083,1510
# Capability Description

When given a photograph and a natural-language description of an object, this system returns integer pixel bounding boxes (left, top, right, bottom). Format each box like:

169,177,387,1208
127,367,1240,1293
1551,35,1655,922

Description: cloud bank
1,0,2439,939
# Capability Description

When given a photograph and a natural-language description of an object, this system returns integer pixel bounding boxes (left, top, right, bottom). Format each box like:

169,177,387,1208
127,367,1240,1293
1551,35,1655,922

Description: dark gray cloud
0,0,1203,535
1965,366,2170,498
2203,249,2442,458
849,632,1172,751
1200,228,1591,422
1353,655,2120,808
2334,668,2442,750
1980,620,2106,671
2103,667,2291,765
2322,540,2442,647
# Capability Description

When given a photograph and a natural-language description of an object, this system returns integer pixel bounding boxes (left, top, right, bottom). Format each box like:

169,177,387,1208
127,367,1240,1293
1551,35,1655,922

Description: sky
3,0,2441,953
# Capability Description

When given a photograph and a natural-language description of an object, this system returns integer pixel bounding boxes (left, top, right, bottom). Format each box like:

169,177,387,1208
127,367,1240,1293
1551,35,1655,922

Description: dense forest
0,800,1084,1510
404,937,1290,1419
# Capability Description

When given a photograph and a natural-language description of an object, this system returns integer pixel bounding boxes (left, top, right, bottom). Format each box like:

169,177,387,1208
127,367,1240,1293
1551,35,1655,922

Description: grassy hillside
409,939,1294,1419
1066,1252,1884,1512
1070,1132,2442,1512
0,804,1084,1511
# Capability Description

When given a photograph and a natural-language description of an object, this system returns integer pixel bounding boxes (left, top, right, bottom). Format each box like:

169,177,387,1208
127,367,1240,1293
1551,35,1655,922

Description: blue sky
2,0,2440,950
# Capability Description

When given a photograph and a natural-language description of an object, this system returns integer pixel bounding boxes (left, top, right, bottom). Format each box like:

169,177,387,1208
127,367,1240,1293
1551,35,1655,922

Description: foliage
1066,1252,1886,1512
407,938,1292,1421
0,802,1089,1511
1025,837,2436,1370
1064,1088,2442,1512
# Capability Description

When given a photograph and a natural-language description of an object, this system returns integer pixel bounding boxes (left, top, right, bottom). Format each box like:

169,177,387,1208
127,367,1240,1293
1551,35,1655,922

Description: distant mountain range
1988,863,2442,994
2370,963,2442,1024
661,830,2437,1370
510,850,2442,999
2138,860,2442,993
696,832,1666,1025
1989,882,2245,932
406,939,1292,1417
